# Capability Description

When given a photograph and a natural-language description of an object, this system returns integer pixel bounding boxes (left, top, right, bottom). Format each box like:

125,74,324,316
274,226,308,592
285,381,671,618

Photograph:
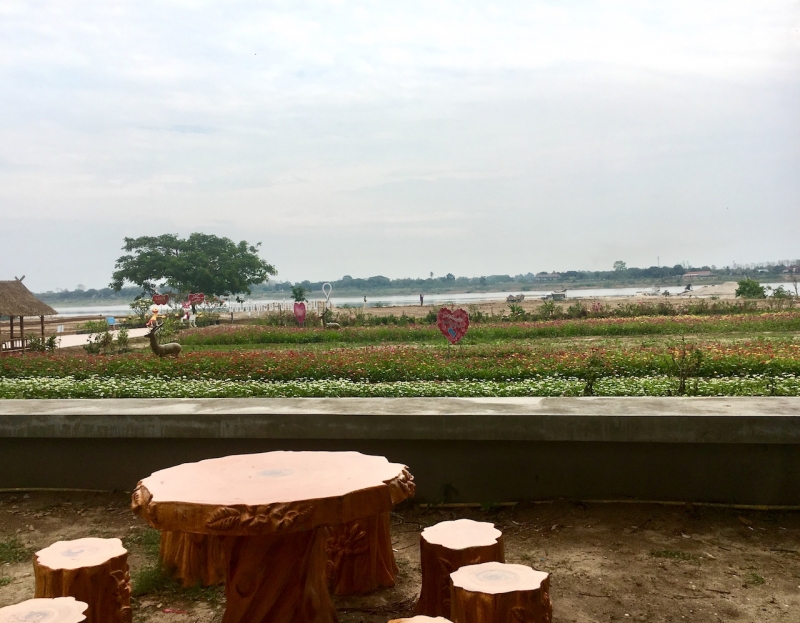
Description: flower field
179,312,800,346
1,374,799,398
2,310,798,398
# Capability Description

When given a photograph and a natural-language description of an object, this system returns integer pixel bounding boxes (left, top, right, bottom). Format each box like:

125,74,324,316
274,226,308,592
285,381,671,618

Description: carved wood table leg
325,511,398,595
416,520,504,618
33,538,132,623
220,528,338,623
449,562,551,623
160,531,225,587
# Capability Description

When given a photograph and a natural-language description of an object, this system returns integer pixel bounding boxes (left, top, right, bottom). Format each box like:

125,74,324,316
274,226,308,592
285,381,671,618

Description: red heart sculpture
436,308,470,344
294,302,307,325
152,294,168,305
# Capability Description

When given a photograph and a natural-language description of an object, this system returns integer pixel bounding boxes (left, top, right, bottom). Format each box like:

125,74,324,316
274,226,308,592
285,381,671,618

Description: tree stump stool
449,562,551,623
159,531,225,587
416,519,504,618
388,617,453,623
0,597,88,623
324,511,398,595
33,537,132,623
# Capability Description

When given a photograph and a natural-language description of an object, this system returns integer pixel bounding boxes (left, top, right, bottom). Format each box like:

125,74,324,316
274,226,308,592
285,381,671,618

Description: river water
51,282,793,317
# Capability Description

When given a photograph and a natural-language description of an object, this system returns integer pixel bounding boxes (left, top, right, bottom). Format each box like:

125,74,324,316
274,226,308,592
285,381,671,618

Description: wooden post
449,562,551,623
9,316,14,340
41,315,45,339
20,316,24,352
416,520,504,618
34,537,132,623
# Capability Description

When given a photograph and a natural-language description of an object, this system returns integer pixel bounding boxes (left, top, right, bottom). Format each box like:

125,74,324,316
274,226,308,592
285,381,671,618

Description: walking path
57,328,150,349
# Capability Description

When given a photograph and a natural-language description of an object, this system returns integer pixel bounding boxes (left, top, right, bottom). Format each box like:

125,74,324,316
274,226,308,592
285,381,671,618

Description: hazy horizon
2,1,798,292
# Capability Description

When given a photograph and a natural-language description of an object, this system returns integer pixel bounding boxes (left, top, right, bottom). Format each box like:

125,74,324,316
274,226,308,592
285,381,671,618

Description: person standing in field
420,294,424,306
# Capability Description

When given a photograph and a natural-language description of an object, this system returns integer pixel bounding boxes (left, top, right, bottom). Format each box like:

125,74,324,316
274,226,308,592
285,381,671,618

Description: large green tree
110,233,277,297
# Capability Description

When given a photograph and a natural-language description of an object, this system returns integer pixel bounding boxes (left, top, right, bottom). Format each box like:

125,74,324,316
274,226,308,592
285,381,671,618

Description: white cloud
0,1,798,289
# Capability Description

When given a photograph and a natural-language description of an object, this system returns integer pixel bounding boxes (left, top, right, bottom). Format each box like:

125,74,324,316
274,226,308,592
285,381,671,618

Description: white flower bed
0,374,798,399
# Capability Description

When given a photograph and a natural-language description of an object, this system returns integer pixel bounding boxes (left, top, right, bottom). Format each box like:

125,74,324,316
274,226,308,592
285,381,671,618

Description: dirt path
1,492,798,622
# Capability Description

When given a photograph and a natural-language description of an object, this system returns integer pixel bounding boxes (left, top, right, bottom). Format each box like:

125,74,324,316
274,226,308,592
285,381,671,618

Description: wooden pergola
0,279,58,354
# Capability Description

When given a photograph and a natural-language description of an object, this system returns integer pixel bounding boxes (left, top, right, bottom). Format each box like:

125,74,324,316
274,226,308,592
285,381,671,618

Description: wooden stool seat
0,597,88,623
449,562,551,623
159,531,225,587
416,519,504,618
34,537,131,623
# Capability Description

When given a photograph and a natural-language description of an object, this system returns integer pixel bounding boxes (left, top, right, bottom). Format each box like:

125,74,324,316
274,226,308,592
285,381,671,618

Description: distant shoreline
37,277,796,308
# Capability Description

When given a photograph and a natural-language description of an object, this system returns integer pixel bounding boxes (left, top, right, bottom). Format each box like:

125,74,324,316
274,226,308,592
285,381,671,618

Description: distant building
783,265,800,274
534,272,562,282
682,271,713,279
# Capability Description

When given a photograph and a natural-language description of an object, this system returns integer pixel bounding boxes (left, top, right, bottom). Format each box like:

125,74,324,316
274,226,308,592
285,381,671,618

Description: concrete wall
1,397,799,505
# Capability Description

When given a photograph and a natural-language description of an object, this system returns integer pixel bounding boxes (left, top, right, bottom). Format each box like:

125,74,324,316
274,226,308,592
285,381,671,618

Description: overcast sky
1,1,798,292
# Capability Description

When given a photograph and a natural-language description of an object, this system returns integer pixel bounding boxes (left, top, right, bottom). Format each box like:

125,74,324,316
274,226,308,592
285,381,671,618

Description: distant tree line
37,259,797,301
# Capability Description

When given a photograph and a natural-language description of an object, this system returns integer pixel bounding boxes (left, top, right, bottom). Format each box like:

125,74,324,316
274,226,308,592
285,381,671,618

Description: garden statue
145,304,160,327
294,302,306,326
147,322,182,358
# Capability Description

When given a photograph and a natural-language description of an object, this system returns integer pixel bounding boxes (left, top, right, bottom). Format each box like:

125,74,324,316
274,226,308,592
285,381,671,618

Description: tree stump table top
0,597,88,623
450,562,547,594
421,519,502,550
132,451,415,536
35,537,127,571
389,617,453,622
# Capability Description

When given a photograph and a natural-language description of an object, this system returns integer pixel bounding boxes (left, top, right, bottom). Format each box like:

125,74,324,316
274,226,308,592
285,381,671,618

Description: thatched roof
0,280,57,317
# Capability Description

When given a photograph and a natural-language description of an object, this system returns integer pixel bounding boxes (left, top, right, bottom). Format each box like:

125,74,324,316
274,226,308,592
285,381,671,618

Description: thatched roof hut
0,280,57,317
0,279,57,353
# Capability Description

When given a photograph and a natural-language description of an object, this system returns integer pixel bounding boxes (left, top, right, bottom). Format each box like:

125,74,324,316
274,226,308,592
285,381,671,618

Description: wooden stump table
0,597,88,623
33,537,131,623
324,511,397,595
449,562,551,623
159,531,225,587
416,519,504,618
132,451,415,623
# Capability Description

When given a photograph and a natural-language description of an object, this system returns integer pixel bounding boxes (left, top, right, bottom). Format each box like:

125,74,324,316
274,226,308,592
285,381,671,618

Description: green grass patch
123,527,161,559
0,576,12,587
745,571,765,585
0,538,31,564
649,550,696,561
131,563,223,605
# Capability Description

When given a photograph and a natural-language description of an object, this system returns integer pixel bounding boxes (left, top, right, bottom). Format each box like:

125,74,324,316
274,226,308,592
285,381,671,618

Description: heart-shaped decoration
436,308,470,344
322,283,332,302
294,302,307,325
152,294,168,305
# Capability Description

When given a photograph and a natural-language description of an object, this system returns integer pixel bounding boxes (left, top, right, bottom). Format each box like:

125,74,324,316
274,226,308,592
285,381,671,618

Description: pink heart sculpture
294,302,307,325
436,308,470,344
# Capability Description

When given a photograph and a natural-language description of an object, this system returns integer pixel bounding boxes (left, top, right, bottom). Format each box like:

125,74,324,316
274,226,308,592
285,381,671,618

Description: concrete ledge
2,397,799,505
1,397,799,443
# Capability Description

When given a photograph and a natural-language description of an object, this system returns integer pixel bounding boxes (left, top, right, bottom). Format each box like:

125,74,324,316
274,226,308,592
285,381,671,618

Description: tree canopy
735,278,766,299
110,233,277,297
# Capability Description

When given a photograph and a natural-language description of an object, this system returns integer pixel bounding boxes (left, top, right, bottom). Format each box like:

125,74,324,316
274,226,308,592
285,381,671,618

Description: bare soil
2,491,798,622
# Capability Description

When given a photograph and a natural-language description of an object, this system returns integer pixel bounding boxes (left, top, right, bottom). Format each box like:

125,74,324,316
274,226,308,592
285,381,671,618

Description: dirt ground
1,491,798,622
